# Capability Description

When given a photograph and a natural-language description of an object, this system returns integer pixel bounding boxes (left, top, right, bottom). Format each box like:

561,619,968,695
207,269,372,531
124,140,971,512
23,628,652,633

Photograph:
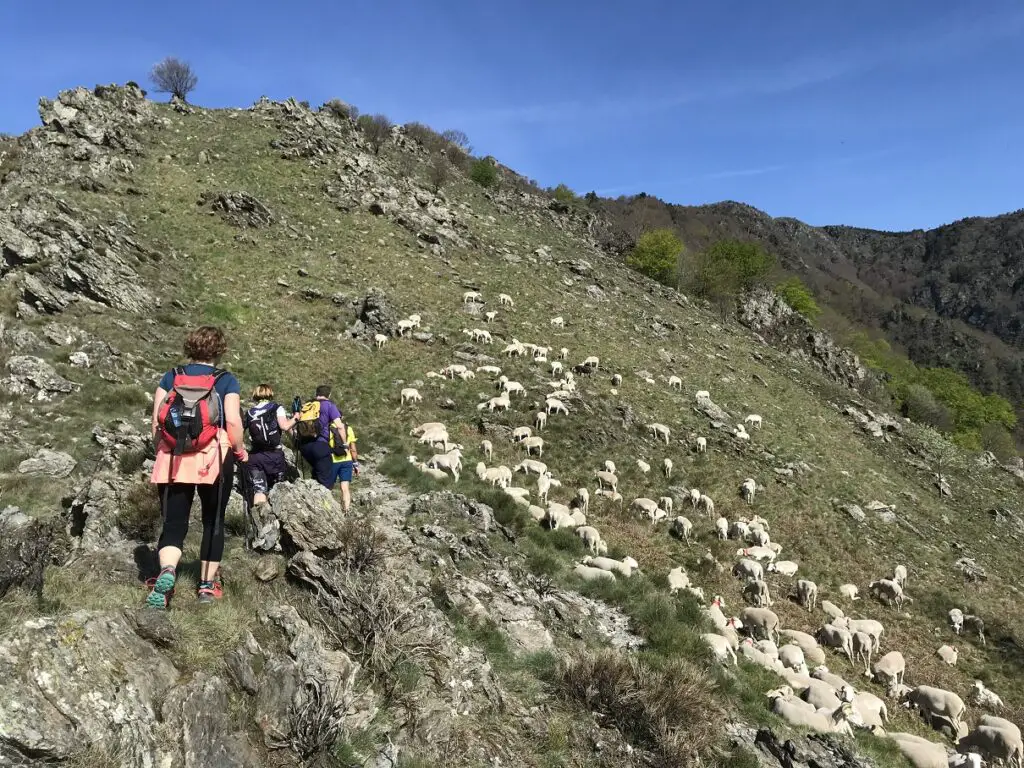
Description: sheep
583,555,639,578
550,316,565,328
415,462,449,480
573,564,615,583
963,614,986,646
870,651,905,688
779,630,827,667
647,422,671,444
885,733,949,768
476,365,502,377
703,633,737,665
670,516,693,543
407,313,421,328
702,595,728,629
630,497,660,518
514,458,547,475
503,342,525,358
766,560,798,578
479,440,493,460
714,516,728,540
575,526,606,555
456,369,476,381
427,448,463,474
667,566,691,594
476,462,510,487
821,600,845,623
839,583,860,601
536,473,554,505
594,489,623,505
556,347,568,360
729,520,750,540
744,578,773,608
948,608,964,635
970,680,1004,710
610,373,623,387
502,486,530,500
837,617,884,653
740,478,757,504
397,319,416,336
795,579,818,612
501,380,527,397
497,293,513,307
744,414,763,429
520,436,544,457
732,558,764,582
734,425,751,441
698,494,716,518
400,387,422,405
463,290,483,303
688,488,701,509
767,690,854,735
736,546,776,563
545,398,569,415
683,585,706,602
695,390,710,402
470,328,492,344
935,645,958,666
583,356,600,369
410,422,445,437
811,666,850,692
442,364,469,379
745,527,771,548
852,631,873,676
901,686,967,738
511,426,532,443
816,624,854,662
545,506,577,530
662,457,673,478
696,436,708,453
849,689,889,729
779,643,809,675
483,310,497,323
418,428,451,447
739,607,780,644
374,333,388,349
893,564,908,589
477,394,511,412
957,725,1023,768
868,578,906,610
656,496,674,515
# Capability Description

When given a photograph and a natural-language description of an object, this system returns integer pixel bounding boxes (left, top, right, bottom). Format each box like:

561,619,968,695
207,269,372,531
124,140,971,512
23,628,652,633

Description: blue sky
2,1,1023,230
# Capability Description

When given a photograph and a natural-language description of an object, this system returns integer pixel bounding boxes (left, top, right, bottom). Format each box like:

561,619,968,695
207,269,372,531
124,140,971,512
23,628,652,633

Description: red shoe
197,580,223,604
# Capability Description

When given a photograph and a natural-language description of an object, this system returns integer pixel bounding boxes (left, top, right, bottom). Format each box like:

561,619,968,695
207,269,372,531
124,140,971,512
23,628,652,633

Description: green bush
692,240,774,300
469,158,499,188
626,228,683,286
775,276,820,320
322,99,355,120
981,423,1018,462
357,114,393,155
403,122,446,153
551,183,577,204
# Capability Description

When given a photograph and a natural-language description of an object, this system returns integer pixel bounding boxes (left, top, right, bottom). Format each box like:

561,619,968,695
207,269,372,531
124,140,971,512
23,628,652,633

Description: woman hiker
147,326,247,608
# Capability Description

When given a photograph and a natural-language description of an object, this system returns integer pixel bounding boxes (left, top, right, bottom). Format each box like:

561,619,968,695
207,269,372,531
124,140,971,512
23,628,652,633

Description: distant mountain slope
594,197,1024,406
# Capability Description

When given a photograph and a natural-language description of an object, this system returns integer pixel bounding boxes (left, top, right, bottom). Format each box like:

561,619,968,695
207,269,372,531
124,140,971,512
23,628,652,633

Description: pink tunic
150,430,230,485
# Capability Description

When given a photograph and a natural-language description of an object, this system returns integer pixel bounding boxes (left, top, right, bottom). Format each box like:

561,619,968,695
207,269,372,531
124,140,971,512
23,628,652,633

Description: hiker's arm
224,393,246,457
278,413,297,431
151,387,168,442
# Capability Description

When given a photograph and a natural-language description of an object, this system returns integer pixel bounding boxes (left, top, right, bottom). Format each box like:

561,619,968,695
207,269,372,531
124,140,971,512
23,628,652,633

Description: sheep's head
623,556,639,569
581,556,592,565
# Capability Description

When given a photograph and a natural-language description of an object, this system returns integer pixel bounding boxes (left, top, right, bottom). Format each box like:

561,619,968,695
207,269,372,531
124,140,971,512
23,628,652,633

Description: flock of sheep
384,290,1020,768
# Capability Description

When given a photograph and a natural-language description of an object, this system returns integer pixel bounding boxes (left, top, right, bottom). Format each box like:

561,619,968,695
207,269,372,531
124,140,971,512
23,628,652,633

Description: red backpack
157,367,228,455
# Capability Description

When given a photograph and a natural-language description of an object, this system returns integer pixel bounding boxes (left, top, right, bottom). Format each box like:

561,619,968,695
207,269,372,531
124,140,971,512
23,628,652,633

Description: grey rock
0,514,63,600
226,631,267,695
841,504,866,523
246,500,282,552
356,287,400,338
199,191,274,228
17,448,76,478
254,555,283,582
162,673,255,768
0,611,178,764
585,284,606,301
266,480,346,555
2,355,75,400
727,723,875,768
127,607,177,648
695,395,732,423
67,473,128,553
68,350,91,367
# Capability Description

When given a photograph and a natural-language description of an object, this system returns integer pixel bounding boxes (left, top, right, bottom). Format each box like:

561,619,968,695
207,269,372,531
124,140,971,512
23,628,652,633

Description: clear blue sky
2,1,1022,231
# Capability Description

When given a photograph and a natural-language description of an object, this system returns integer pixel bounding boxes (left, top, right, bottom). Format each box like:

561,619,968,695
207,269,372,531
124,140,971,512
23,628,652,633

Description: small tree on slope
627,229,683,286
149,57,199,103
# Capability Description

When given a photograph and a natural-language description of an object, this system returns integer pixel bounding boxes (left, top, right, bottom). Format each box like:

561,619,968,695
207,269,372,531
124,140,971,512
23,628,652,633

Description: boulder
17,447,77,478
0,611,178,764
356,288,400,337
66,473,128,554
162,673,255,768
1,355,76,400
198,191,274,228
0,510,64,600
265,480,346,556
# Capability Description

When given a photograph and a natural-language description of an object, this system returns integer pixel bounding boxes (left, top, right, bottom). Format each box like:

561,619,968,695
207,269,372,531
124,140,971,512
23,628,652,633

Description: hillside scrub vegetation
469,157,499,188
775,276,821,320
148,56,198,102
626,228,683,285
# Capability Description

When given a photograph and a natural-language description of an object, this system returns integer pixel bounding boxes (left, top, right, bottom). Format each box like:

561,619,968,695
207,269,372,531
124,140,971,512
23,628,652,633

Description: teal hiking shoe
145,566,177,609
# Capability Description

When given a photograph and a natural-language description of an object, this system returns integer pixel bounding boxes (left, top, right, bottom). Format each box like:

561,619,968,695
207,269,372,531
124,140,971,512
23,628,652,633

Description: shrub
775,276,821,320
692,240,774,299
981,423,1018,462
626,228,683,286
551,183,577,204
427,153,451,193
149,57,198,102
322,99,355,120
445,144,470,172
403,122,446,153
901,383,953,432
116,482,162,541
440,129,471,152
469,158,499,188
357,114,393,155
335,518,389,573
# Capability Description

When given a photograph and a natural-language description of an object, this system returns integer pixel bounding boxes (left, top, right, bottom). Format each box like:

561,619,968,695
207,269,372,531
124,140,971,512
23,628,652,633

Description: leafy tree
775,276,821,320
626,229,683,286
980,423,1018,462
901,384,953,432
149,57,198,102
469,158,499,188
403,122,445,152
551,184,577,204
358,114,393,155
427,153,450,193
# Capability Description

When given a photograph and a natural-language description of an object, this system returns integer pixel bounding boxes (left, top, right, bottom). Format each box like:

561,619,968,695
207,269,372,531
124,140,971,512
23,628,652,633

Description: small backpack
157,367,227,455
294,400,322,442
245,402,282,450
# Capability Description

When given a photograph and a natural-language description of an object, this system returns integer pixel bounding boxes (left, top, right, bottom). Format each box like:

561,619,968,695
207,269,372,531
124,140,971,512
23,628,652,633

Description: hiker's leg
249,465,269,506
336,461,353,511
197,455,235,583
340,481,351,512
156,482,196,568
308,442,336,489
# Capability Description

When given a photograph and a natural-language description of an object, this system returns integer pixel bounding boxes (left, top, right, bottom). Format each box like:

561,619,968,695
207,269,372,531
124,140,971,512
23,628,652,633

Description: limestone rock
17,447,76,478
2,355,75,400
162,673,255,768
198,191,274,228
356,288,400,338
66,473,128,554
266,480,346,556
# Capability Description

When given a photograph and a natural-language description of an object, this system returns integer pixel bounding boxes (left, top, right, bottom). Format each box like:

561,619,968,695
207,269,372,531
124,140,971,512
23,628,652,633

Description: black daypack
245,402,282,450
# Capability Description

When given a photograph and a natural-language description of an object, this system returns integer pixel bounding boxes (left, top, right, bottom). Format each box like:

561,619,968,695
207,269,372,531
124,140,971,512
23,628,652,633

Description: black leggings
157,455,235,562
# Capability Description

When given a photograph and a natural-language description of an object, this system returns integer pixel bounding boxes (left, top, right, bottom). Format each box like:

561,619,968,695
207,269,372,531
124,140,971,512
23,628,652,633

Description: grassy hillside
1,87,1023,766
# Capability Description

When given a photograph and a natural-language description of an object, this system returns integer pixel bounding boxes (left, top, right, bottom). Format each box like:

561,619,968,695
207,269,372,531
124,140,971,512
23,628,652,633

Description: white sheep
476,462,510,487
497,293,513,307
575,487,590,515
703,633,737,665
427,450,462,482
484,310,497,322
463,291,483,303
662,457,673,478
610,373,622,387
767,560,798,577
970,680,1004,710
514,459,547,475
667,375,682,391
593,488,623,505
671,516,693,543
534,411,548,431
957,725,1021,768
795,579,818,612
545,398,569,415
511,426,532,442
837,618,884,653
407,313,421,328
695,390,710,402
732,558,764,581
583,355,600,369
630,497,660,518
583,555,639,578
949,608,964,635
520,436,544,457
868,578,905,610
893,564,908,589
901,685,966,738
839,584,860,601
477,393,510,412
550,361,563,376
647,423,671,444
575,526,607,555
636,459,651,474
400,387,422,405
739,607,781,644
456,369,476,381
397,319,416,336
476,365,502,376
744,578,773,609
689,488,701,509
851,631,873,676
698,494,715,518
715,516,729,540
744,414,763,429
740,478,757,505
736,546,775,563
779,630,827,667
374,333,388,349
550,316,565,328
410,422,445,437
817,625,854,662
603,460,616,474
502,487,531,507
501,380,527,397
594,470,618,492
479,440,493,460
935,645,959,666
415,462,449,481
696,436,707,453
573,564,615,583
821,600,845,623
870,651,905,688
536,473,554,505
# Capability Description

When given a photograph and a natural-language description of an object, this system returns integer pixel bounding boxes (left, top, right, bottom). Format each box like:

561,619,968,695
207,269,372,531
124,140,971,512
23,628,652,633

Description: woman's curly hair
183,326,228,362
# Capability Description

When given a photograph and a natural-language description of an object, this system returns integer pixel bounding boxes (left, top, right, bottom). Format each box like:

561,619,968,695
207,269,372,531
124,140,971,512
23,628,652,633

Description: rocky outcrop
0,507,65,600
264,480,347,555
351,287,400,338
1,355,76,400
739,288,868,389
728,724,877,768
17,447,76,478
162,673,256,768
66,472,130,555
198,191,274,228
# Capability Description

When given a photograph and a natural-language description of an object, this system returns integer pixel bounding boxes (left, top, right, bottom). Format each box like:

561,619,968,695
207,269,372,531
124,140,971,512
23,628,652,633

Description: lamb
689,488,701,509
948,608,964,635
963,614,986,646
668,375,683,390
839,583,860,601
496,292,513,307
397,319,416,336
740,478,757,504
667,566,691,594
935,645,958,666
816,624,854,662
583,555,639,578
484,310,497,322
852,631,873,676
550,316,565,328
703,633,738,665
647,422,671,444
901,685,967,738
744,578,773,608
699,494,715,517
603,460,616,474
695,390,710,402
870,651,905,688
573,564,615,583
778,630,827,666
739,607,780,644
736,546,776,563
670,516,693,543
837,618,884,652
575,526,607,555
868,578,906,610
821,600,845,623
479,440,493,460
744,414,763,429
374,333,388,349
520,436,544,457
463,291,483,303
696,436,708,453
732,558,764,582
893,564,908,589
662,457,673,478
970,680,1004,710
477,394,511,412
400,387,422,405
634,459,650,474
795,579,818,612
957,725,1023,768
545,398,569,415
514,459,548,475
